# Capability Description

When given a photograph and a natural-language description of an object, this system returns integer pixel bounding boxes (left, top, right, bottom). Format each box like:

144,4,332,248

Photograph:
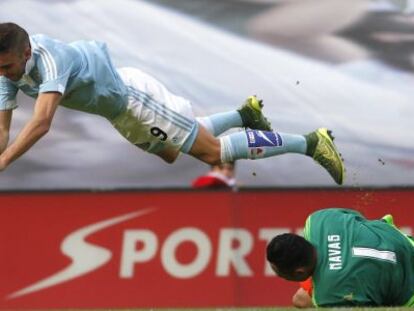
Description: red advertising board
0,189,413,309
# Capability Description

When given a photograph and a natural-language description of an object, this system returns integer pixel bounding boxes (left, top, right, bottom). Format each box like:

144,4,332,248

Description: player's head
266,233,316,282
0,23,31,81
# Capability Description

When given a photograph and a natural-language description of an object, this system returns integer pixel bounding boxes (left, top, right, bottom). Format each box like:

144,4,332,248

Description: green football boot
382,214,395,226
382,214,414,247
305,128,345,185
238,95,272,131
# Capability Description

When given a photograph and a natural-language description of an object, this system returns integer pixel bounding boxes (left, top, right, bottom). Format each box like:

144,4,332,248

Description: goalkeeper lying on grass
267,208,414,307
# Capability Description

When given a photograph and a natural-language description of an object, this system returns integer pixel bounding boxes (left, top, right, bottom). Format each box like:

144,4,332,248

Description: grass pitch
36,308,411,311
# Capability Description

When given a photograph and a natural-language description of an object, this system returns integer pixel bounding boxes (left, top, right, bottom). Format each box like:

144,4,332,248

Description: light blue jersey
0,34,128,120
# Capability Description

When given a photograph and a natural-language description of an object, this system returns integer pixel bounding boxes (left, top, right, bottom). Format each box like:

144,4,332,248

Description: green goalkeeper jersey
304,208,414,307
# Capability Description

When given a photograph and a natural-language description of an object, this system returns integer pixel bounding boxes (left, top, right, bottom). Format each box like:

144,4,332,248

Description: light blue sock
197,111,242,136
220,130,307,162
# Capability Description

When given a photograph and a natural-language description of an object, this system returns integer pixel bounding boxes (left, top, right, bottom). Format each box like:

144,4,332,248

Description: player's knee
201,147,221,165
189,141,221,165
204,155,221,166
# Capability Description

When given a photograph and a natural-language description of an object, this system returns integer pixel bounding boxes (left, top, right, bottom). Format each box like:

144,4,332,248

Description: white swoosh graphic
257,131,275,146
8,208,155,299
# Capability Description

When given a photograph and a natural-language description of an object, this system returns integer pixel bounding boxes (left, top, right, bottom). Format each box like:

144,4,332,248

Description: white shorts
113,67,198,154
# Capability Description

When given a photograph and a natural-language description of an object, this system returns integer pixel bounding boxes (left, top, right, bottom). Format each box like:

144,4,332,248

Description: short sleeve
0,77,18,110
36,43,73,95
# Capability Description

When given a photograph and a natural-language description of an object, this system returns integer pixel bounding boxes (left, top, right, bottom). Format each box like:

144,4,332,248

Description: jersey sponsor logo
327,235,342,270
246,130,282,148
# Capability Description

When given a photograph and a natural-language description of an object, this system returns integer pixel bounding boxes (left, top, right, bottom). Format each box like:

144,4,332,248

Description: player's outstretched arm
0,92,61,171
0,110,12,154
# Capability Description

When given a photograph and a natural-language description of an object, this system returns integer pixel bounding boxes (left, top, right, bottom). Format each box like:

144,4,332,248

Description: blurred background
1,0,414,189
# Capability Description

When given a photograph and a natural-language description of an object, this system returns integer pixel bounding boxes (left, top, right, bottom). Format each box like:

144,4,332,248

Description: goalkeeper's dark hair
0,23,29,54
266,233,314,274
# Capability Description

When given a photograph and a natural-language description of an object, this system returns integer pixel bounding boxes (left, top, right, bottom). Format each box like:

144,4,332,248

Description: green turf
30,308,412,311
